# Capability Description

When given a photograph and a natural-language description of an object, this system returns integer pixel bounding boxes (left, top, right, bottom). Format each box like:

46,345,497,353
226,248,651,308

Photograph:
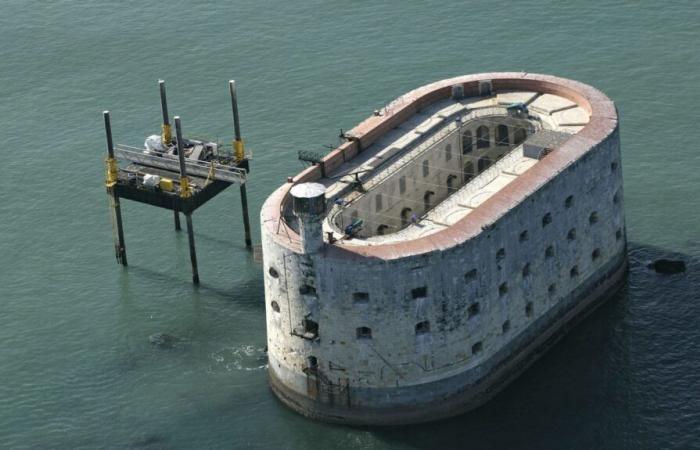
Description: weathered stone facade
261,73,627,425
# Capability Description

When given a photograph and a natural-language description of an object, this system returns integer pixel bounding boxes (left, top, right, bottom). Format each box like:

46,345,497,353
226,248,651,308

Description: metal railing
114,144,247,184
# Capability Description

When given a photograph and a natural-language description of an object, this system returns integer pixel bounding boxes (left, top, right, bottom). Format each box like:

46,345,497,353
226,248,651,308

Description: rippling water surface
1,1,699,448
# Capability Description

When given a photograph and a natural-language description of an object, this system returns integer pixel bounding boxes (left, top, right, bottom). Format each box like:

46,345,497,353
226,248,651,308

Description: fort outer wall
260,73,626,425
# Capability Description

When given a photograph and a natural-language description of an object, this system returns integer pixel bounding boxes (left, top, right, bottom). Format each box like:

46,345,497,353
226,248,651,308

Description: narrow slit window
519,230,529,242
548,283,557,296
496,248,506,261
570,266,579,278
499,282,508,296
525,301,534,317
545,245,554,259
616,228,623,241
567,228,576,241
591,248,601,261
467,302,480,319
465,269,478,283
422,160,430,177
589,211,599,224
502,320,511,333
542,212,552,227
472,341,483,355
565,195,574,208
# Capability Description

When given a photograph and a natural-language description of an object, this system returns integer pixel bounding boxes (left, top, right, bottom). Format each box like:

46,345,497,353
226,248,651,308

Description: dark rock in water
649,259,687,274
148,333,177,349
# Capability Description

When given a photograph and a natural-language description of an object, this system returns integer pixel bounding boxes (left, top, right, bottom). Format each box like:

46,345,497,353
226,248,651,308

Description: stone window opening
375,193,383,212
613,191,620,204
496,248,506,262
465,268,478,283
422,160,430,177
592,248,601,261
401,207,413,227
542,212,552,227
519,230,529,242
445,144,452,161
545,245,555,259
611,161,618,172
376,224,389,235
472,341,483,355
476,126,490,149
468,302,480,319
306,356,318,372
589,211,599,224
423,191,435,211
616,228,623,241
271,301,280,313
565,195,574,208
514,127,527,145
502,320,511,334
412,286,428,299
525,301,534,317
446,174,458,193
499,282,508,296
299,284,317,296
462,130,473,154
268,267,279,278
567,228,576,241
522,263,531,277
570,265,579,278
356,327,372,340
353,292,370,304
303,318,319,336
399,176,407,194
477,157,491,172
548,283,557,296
496,124,510,146
463,161,475,182
415,320,430,335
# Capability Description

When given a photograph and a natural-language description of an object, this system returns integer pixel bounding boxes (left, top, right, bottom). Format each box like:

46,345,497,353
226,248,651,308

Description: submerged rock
148,333,178,349
649,259,687,274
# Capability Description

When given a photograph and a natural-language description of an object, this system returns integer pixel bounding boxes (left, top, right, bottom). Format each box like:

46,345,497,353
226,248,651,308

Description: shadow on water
363,241,699,450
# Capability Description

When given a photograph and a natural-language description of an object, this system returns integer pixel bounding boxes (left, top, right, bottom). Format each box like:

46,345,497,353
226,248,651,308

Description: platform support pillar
185,213,199,285
173,211,181,231
229,80,253,249
240,184,252,249
103,111,127,266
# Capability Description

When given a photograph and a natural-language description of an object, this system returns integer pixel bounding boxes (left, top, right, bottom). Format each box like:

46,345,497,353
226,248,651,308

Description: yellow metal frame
161,123,172,146
105,157,118,187
179,176,192,198
233,139,245,161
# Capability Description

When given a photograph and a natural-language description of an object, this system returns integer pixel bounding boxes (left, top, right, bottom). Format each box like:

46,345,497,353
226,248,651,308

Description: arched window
401,207,413,226
462,131,473,154
463,161,475,182
415,320,430,335
446,174,458,193
513,127,527,145
477,157,491,172
422,160,430,177
445,144,452,161
376,224,389,235
423,191,435,211
496,125,509,146
476,126,490,149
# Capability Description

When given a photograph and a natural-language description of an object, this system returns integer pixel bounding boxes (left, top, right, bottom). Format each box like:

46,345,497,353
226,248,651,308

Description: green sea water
1,1,699,448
